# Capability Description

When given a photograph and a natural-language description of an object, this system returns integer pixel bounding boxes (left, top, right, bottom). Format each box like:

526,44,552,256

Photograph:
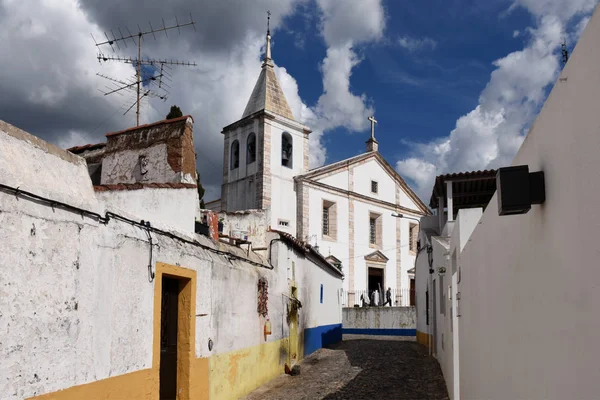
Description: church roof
241,34,295,121
296,151,432,215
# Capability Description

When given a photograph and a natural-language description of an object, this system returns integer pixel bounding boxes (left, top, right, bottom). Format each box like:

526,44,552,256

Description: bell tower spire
264,11,272,65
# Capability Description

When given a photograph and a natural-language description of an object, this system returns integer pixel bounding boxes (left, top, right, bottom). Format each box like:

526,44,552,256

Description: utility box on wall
496,165,545,216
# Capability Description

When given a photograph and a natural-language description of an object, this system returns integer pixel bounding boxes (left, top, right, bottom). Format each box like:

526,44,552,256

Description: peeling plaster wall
219,209,270,248
271,238,343,351
100,117,196,185
0,121,98,211
0,123,342,400
96,187,198,234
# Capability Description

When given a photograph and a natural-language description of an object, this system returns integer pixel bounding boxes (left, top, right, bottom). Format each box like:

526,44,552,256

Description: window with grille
371,180,378,194
369,217,376,244
409,223,418,252
322,200,337,239
369,212,382,247
322,206,330,236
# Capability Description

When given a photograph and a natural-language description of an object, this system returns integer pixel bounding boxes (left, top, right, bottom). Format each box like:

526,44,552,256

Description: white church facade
209,28,431,306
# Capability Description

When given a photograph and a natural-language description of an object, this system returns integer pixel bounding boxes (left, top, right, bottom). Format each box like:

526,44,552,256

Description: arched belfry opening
231,140,240,170
282,132,293,168
247,133,256,164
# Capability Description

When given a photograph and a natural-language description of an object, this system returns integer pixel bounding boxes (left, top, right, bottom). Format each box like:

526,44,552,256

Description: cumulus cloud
396,2,597,201
305,0,385,167
398,36,438,51
0,0,385,201
513,30,520,37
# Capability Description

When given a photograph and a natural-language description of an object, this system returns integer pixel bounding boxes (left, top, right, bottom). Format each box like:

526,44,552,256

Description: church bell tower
220,14,311,235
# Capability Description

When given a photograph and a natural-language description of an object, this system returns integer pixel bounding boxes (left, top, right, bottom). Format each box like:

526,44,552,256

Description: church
207,27,431,306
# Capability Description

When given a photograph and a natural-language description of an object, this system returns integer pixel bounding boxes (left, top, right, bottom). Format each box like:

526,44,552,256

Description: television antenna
92,14,197,126
561,38,569,65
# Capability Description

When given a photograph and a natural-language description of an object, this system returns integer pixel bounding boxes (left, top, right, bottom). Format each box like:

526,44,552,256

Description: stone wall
342,307,416,336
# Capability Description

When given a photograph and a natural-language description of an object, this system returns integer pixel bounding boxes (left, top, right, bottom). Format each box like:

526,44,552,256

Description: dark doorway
410,279,416,306
160,277,179,400
368,267,384,295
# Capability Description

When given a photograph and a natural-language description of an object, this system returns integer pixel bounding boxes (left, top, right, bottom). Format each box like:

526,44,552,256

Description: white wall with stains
97,187,198,234
0,120,342,400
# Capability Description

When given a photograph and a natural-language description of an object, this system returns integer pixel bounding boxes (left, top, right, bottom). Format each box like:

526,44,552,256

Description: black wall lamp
496,165,545,216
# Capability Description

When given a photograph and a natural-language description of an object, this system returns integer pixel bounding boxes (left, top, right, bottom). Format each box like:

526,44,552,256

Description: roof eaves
106,115,193,138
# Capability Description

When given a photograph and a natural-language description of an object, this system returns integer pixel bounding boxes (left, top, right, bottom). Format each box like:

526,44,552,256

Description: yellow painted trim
416,330,431,348
29,262,209,400
153,262,204,400
209,338,289,400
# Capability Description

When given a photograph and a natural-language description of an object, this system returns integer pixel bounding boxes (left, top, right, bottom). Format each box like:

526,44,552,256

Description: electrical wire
0,183,273,270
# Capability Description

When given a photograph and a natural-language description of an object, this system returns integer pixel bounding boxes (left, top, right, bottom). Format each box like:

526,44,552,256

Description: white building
416,4,600,399
210,28,431,306
0,117,343,400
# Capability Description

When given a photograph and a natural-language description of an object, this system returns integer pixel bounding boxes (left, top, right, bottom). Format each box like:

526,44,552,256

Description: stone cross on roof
368,115,377,140
366,115,379,152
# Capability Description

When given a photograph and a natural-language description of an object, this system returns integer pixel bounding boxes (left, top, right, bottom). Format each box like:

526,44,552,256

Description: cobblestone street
243,336,449,400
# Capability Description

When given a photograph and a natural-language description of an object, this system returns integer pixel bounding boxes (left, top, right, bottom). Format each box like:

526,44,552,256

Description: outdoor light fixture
391,213,421,222
496,165,545,216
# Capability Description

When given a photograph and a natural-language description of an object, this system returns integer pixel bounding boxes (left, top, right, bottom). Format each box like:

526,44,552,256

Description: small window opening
230,140,240,170
371,180,378,194
247,133,256,164
282,132,293,168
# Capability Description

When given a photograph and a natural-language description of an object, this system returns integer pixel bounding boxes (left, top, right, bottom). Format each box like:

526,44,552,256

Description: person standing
383,287,392,306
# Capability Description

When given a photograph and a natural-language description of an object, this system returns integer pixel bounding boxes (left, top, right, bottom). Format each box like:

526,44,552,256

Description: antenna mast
561,37,569,65
92,14,197,126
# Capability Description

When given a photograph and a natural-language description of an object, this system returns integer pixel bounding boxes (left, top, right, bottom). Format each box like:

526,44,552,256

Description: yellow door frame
153,262,197,400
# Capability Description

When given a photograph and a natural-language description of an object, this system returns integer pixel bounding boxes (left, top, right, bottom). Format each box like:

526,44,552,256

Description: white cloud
316,0,385,47
299,0,385,168
0,0,387,201
398,36,438,51
396,4,596,201
513,30,520,38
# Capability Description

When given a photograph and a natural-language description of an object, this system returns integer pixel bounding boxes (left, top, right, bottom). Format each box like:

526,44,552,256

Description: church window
369,212,382,248
322,200,337,240
230,140,240,170
409,223,418,253
369,218,376,244
281,132,293,168
371,180,378,194
278,219,290,228
246,133,256,164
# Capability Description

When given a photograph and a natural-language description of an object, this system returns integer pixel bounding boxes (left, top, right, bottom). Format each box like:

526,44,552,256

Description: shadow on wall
322,340,449,400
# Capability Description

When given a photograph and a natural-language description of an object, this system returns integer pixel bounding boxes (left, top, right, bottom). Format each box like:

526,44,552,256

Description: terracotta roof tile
269,229,344,277
94,183,197,192
105,115,194,138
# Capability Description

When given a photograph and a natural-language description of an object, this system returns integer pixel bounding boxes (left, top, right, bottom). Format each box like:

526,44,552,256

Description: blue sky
277,1,528,163
0,0,597,201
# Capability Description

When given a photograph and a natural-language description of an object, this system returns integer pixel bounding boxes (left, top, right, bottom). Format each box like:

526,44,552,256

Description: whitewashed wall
267,118,307,236
353,201,398,291
0,123,340,400
96,187,198,234
457,7,600,399
271,238,343,331
343,307,415,330
307,187,350,287
352,159,396,203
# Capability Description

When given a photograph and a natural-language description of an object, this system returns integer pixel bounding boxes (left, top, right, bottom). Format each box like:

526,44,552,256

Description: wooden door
160,277,179,400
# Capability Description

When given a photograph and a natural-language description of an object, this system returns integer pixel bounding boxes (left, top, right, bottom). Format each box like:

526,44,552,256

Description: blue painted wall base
303,323,342,356
342,328,416,336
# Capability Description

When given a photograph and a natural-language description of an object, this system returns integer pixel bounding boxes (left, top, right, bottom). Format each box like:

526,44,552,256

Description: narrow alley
243,336,449,400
